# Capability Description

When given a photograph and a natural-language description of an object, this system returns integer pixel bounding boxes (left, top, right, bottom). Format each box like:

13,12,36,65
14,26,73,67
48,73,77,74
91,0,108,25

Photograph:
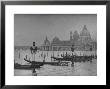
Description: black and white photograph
1,1,107,86
14,14,97,76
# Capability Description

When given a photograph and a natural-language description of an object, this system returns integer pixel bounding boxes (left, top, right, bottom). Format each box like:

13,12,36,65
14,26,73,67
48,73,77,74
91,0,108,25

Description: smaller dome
52,36,60,43
73,30,79,41
80,25,90,37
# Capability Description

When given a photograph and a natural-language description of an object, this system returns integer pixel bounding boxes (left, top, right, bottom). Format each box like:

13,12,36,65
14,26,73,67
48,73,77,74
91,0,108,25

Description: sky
14,14,97,46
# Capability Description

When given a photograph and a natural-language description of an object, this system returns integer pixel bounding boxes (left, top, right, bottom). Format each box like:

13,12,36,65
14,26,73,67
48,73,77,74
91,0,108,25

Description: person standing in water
30,42,37,75
30,42,37,61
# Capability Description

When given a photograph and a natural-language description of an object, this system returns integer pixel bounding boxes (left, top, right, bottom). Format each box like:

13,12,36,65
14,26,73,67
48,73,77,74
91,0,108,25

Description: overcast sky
14,14,97,46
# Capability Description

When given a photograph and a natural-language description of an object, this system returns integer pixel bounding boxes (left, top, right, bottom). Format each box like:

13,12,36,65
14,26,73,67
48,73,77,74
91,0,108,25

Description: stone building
41,25,97,51
51,37,72,51
41,36,51,51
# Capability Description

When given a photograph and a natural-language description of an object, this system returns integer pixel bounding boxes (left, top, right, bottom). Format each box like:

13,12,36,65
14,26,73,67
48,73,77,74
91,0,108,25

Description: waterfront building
15,25,97,51
41,25,97,51
41,36,51,51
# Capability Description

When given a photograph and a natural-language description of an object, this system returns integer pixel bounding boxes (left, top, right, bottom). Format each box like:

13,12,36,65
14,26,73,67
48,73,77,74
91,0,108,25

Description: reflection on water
14,50,97,76
14,60,97,76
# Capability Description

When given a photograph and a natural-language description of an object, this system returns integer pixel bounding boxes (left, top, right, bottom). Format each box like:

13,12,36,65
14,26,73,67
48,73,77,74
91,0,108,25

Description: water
14,49,97,76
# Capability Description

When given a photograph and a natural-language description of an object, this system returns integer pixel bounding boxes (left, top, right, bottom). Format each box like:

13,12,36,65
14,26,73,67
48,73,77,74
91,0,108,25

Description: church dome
80,25,90,37
52,36,60,43
73,30,79,41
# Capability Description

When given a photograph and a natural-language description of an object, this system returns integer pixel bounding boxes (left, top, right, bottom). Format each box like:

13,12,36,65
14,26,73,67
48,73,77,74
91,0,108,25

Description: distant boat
51,54,94,63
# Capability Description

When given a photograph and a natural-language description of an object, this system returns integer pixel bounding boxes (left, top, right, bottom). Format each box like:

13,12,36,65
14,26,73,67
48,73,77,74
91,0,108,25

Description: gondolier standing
71,44,75,67
71,44,74,53
30,42,37,75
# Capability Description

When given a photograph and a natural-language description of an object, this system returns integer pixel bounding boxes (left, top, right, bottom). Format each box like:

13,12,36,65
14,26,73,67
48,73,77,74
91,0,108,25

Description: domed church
41,25,97,51
80,25,92,44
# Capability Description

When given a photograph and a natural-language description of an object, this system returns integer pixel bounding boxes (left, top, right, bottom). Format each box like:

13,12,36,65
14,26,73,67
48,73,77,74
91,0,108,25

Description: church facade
40,25,97,51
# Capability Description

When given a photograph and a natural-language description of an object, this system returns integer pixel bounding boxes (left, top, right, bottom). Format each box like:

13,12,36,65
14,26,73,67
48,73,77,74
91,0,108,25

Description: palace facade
40,25,97,51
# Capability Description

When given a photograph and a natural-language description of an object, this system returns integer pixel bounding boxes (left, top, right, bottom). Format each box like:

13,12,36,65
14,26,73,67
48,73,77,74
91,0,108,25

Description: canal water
14,49,97,76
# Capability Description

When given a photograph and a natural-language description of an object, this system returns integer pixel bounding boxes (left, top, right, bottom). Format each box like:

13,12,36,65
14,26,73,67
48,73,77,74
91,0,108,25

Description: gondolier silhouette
71,44,75,67
30,42,37,52
71,44,74,52
30,42,37,75
90,45,92,51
